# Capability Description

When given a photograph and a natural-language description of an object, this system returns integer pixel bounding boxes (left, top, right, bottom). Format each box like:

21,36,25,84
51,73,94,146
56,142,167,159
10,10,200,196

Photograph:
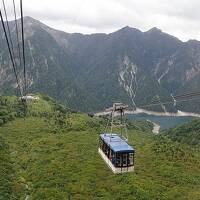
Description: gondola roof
100,133,134,153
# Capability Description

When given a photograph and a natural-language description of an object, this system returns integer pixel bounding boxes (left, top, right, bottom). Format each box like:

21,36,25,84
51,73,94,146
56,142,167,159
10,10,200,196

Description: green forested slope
164,119,200,146
0,96,199,199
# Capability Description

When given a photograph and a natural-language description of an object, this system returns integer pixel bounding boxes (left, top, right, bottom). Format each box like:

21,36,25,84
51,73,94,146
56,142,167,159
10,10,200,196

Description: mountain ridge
10,16,184,42
1,16,200,112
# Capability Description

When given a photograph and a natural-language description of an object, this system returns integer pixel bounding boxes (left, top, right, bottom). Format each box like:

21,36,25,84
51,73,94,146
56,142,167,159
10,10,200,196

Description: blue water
128,114,194,130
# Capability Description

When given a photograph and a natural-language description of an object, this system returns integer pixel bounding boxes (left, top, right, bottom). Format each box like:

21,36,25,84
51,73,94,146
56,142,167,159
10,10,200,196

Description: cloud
1,0,200,41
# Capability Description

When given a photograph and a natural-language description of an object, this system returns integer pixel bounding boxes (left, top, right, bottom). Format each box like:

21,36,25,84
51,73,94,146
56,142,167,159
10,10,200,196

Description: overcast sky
1,0,200,41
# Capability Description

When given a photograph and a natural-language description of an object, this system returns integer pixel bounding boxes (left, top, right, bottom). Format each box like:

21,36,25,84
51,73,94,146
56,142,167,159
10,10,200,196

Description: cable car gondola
98,103,135,173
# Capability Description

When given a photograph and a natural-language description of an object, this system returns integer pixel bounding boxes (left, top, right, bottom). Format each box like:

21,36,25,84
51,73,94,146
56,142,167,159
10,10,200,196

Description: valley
0,1,200,200
95,107,199,133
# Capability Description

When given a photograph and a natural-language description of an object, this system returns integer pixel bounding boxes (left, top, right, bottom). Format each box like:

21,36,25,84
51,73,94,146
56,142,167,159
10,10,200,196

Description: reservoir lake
128,114,194,130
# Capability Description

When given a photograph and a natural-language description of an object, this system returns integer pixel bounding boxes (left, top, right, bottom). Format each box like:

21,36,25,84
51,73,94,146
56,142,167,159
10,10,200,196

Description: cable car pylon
98,103,135,174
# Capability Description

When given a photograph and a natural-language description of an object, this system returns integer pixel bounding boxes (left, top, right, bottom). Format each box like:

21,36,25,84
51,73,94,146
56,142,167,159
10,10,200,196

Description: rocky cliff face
1,17,200,112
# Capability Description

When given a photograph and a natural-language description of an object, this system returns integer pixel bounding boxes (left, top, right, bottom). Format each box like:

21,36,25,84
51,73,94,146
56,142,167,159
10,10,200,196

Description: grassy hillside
164,119,200,147
0,136,20,200
0,96,199,199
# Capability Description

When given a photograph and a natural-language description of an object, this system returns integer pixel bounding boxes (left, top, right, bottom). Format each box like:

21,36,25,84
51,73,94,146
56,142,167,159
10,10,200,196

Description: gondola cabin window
98,133,134,173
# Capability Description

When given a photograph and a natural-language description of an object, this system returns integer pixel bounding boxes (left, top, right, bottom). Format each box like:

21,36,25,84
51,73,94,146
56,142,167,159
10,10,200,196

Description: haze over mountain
1,16,200,112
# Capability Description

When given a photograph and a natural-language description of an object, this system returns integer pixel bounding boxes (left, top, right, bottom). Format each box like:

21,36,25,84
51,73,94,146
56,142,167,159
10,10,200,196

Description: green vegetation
127,120,154,133
164,119,200,146
0,136,19,200
0,96,24,126
0,96,199,199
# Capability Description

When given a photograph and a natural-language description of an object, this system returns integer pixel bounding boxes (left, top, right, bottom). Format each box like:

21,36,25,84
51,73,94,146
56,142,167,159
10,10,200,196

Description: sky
1,0,200,41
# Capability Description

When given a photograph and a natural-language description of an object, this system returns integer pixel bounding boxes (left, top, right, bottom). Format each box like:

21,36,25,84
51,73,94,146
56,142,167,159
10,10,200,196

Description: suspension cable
0,9,23,97
13,0,22,75
1,0,18,73
138,95,200,109
174,91,200,99
20,0,27,95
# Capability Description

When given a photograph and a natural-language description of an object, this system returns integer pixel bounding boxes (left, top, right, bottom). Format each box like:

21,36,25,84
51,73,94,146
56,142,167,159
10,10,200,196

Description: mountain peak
23,16,40,24
22,16,51,32
121,26,132,30
187,39,200,44
146,27,162,34
113,26,142,35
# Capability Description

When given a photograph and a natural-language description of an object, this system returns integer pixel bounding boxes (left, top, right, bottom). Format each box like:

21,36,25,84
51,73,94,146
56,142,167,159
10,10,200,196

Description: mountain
1,17,200,112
